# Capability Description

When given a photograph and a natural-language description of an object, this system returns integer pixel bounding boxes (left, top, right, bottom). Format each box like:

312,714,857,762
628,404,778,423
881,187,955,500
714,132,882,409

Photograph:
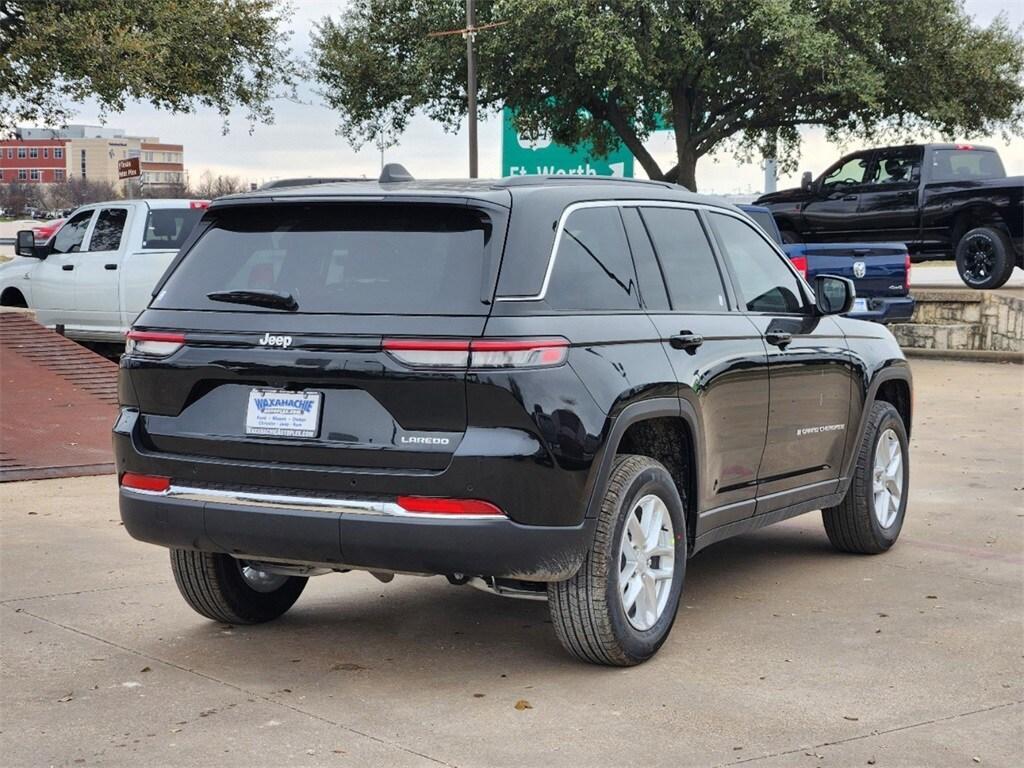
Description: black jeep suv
115,171,912,666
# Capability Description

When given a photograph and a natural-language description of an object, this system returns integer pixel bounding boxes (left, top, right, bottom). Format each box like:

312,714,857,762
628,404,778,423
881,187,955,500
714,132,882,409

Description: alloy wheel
618,494,676,631
872,428,903,529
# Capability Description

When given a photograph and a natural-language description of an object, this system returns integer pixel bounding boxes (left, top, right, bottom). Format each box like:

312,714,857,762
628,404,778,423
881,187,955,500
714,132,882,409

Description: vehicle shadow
150,519,842,680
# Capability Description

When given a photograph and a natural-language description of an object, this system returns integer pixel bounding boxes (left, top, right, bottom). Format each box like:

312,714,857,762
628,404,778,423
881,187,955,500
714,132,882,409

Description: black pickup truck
756,144,1023,289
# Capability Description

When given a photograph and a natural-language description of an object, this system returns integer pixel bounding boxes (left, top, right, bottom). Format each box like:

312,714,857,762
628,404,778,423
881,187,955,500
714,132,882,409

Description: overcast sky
64,0,1024,192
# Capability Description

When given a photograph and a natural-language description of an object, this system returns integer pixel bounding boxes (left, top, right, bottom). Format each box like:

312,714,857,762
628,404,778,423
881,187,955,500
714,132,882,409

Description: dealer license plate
851,298,869,313
245,388,322,438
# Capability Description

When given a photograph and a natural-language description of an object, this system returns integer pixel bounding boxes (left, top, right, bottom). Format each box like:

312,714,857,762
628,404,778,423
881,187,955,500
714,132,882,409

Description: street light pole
466,0,478,178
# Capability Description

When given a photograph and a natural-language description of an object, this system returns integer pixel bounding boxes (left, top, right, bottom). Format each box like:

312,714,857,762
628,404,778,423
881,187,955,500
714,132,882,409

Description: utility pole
465,0,478,178
428,9,506,179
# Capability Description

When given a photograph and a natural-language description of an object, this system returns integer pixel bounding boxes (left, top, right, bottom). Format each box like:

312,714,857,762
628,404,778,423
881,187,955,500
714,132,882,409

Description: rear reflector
125,330,185,357
383,338,568,369
121,472,171,493
397,496,504,516
789,255,808,280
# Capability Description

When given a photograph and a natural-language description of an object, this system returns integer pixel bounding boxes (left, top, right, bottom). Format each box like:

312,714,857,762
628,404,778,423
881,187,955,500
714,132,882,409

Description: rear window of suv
154,203,495,315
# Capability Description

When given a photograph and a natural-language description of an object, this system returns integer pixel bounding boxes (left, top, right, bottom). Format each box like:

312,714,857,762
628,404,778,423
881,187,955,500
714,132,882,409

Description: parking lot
0,357,1020,767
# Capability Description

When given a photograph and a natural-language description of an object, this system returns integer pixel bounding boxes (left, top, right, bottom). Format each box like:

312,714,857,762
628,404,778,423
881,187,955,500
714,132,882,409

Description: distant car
0,199,209,341
740,205,914,324
32,218,64,243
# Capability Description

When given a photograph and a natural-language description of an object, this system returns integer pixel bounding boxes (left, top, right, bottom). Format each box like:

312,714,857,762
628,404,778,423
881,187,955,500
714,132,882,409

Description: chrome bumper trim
125,485,504,521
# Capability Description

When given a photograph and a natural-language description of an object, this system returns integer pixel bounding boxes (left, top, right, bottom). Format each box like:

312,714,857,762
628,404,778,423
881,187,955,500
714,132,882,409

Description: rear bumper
847,296,916,324
119,485,593,582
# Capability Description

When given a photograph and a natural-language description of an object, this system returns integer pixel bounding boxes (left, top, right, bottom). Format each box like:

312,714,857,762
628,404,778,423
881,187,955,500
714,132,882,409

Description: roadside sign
117,158,140,180
501,107,634,178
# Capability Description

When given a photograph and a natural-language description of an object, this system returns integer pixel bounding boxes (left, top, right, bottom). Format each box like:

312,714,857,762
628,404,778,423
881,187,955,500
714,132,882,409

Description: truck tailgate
788,243,909,298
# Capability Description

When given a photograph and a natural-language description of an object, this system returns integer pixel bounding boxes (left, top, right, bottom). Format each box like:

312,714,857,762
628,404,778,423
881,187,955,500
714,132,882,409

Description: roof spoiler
379,163,414,183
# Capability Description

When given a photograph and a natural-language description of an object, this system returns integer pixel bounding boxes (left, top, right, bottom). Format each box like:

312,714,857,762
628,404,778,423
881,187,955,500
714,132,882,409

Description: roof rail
495,175,678,189
380,163,414,183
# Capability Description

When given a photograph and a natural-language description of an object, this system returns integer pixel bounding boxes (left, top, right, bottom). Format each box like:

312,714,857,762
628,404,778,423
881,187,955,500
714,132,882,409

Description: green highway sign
501,107,634,178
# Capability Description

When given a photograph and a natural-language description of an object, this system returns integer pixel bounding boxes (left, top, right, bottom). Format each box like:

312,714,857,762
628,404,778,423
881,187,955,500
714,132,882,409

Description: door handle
669,332,704,351
104,263,117,270
842,194,857,201
62,264,74,271
765,331,792,348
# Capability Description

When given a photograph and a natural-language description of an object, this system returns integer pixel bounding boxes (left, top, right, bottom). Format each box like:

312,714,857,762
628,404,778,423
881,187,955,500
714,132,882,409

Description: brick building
0,125,185,189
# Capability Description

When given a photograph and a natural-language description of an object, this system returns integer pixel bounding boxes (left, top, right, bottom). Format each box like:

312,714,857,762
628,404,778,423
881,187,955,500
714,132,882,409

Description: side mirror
801,171,814,191
814,275,855,315
15,230,44,258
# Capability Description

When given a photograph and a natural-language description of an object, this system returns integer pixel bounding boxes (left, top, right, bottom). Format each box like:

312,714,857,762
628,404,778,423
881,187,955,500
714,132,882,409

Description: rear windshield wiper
206,289,298,312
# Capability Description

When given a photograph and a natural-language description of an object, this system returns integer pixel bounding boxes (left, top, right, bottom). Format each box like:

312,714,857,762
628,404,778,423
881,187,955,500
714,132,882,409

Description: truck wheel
548,455,687,666
170,549,307,624
955,227,1016,289
822,402,909,554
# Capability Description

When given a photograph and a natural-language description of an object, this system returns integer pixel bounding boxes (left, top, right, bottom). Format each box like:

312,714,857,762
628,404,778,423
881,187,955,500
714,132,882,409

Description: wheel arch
0,287,28,308
951,204,1010,246
584,398,703,551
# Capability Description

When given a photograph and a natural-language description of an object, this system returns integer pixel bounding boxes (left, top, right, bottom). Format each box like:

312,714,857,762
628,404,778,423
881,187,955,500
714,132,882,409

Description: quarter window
89,208,128,251
545,206,640,311
710,213,807,314
51,210,94,254
873,147,923,185
640,207,727,312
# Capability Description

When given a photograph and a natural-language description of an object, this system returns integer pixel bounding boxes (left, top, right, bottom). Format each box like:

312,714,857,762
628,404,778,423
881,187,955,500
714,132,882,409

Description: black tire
955,226,1016,290
170,549,307,624
822,402,909,554
548,454,687,666
780,230,802,244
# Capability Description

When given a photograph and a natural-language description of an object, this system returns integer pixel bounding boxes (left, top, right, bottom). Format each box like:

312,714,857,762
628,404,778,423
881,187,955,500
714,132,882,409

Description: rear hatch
124,199,506,474
795,243,909,298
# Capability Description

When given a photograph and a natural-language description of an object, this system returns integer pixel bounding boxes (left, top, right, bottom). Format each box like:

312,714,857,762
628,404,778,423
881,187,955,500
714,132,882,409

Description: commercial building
0,125,185,189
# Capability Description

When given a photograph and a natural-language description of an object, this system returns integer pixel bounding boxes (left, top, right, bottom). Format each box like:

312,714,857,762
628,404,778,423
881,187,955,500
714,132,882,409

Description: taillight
469,338,568,368
125,330,185,357
955,144,974,150
382,339,470,367
790,255,808,280
904,252,912,292
383,338,569,369
121,472,170,493
396,496,503,516
189,200,210,209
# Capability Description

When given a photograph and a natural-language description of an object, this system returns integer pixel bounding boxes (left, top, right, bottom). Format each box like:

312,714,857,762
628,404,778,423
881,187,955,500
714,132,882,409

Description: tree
310,0,1024,190
192,170,248,199
0,0,295,136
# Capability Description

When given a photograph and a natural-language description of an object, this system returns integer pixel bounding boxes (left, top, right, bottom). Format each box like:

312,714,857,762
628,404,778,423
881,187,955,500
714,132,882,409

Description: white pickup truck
0,199,207,342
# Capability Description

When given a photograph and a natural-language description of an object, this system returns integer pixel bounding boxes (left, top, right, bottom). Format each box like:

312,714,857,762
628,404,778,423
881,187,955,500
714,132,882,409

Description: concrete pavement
1,358,1022,767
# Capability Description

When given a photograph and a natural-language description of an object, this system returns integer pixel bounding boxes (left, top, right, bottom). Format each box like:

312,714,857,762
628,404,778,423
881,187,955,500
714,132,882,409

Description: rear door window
639,207,728,312
88,208,128,251
545,206,640,311
155,203,496,315
143,208,205,250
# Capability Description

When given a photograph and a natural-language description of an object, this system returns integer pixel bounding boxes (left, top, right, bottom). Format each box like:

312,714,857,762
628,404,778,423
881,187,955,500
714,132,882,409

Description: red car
32,218,64,243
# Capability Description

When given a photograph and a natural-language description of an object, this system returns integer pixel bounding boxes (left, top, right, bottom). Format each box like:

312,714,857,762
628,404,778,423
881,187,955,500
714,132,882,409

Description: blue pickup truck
740,205,915,324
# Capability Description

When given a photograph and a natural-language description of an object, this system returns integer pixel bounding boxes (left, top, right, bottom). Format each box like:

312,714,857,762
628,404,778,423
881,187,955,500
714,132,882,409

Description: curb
903,347,1023,365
